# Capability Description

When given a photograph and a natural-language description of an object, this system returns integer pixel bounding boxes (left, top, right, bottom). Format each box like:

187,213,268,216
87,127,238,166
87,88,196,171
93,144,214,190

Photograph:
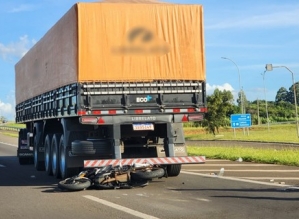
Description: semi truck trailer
15,1,207,179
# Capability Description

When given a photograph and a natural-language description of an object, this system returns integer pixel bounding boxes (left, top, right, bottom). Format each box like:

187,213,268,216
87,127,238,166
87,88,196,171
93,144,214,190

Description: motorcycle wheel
58,177,91,191
130,168,165,180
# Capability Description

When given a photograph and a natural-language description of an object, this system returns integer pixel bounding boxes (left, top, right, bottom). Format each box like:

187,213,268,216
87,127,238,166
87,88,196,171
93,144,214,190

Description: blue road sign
230,114,251,128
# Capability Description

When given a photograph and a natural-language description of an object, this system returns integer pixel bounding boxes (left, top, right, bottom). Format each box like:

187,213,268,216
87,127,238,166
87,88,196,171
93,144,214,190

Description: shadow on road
169,187,299,201
0,156,60,188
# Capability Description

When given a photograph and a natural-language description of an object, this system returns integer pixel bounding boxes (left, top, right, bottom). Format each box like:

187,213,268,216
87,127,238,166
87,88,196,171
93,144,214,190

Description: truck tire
130,168,165,180
59,135,79,179
166,164,181,177
51,133,62,178
34,136,45,171
44,134,53,175
71,140,111,155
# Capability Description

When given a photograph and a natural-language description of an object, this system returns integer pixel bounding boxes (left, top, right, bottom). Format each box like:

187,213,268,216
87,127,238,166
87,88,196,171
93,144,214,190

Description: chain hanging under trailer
84,156,206,168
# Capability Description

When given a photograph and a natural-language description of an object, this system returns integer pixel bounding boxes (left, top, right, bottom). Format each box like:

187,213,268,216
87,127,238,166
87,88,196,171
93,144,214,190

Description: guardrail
0,126,21,132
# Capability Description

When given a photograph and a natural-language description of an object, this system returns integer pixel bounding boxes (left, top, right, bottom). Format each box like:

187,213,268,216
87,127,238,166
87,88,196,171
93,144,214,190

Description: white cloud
207,7,299,30
0,91,15,121
8,4,36,13
0,101,14,121
206,83,234,95
0,35,35,61
207,83,240,102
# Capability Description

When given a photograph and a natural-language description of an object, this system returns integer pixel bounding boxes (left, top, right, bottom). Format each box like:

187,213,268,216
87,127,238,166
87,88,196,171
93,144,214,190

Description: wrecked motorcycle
58,163,166,191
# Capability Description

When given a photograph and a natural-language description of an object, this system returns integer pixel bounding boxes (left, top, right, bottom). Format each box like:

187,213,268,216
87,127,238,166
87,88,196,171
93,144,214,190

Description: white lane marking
0,164,6,167
194,198,211,202
185,164,280,167
181,171,299,189
183,169,299,172
0,141,17,147
241,177,299,180
83,195,160,219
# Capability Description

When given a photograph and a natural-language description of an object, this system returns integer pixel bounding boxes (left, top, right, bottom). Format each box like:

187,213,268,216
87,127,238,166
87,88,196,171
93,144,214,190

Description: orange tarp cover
15,2,205,104
77,3,205,82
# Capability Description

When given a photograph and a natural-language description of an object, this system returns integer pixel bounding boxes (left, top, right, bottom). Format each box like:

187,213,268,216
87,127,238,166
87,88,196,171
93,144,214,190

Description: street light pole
221,57,244,114
261,71,270,131
265,64,299,138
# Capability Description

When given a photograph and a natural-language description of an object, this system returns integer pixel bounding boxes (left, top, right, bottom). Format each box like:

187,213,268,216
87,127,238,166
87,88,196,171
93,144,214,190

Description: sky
0,0,298,120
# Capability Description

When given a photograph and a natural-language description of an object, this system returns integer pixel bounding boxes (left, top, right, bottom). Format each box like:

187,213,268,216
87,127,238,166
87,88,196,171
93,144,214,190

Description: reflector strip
173,108,180,113
92,110,101,115
78,110,86,115
109,110,116,114
135,109,143,114
84,156,205,168
99,110,124,115
134,110,152,114
165,108,208,113
164,108,195,113
187,108,195,112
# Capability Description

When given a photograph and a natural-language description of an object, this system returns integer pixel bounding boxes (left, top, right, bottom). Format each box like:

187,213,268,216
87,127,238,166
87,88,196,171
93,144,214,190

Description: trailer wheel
166,164,181,177
130,168,165,180
71,140,111,155
51,133,62,178
34,136,45,171
59,135,78,179
44,134,53,175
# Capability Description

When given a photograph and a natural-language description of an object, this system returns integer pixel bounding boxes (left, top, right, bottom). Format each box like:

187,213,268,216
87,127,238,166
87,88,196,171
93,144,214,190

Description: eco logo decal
136,95,153,103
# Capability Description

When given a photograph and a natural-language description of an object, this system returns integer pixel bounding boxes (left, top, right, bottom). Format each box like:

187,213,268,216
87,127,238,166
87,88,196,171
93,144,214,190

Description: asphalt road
1,133,299,219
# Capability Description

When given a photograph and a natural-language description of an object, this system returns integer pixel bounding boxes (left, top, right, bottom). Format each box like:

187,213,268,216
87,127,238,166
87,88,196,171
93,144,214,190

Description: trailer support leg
112,124,122,159
165,123,175,157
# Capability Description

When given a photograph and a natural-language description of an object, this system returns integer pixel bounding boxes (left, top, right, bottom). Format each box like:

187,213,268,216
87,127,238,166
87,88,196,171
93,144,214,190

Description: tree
237,89,248,113
288,82,299,105
202,89,234,135
275,101,294,119
275,82,299,105
275,87,289,103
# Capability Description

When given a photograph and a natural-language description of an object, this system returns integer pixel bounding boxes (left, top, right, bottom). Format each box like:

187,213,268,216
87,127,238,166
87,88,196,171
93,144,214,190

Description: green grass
187,146,299,166
0,122,24,138
0,122,25,128
185,124,299,166
184,124,299,143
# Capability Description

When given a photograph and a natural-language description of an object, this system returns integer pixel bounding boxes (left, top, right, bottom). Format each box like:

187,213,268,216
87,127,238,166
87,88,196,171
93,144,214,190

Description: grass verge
184,124,299,143
1,132,19,138
187,146,299,166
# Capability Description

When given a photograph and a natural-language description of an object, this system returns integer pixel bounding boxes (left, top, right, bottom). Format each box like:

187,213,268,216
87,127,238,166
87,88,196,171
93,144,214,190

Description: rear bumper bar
84,156,205,168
